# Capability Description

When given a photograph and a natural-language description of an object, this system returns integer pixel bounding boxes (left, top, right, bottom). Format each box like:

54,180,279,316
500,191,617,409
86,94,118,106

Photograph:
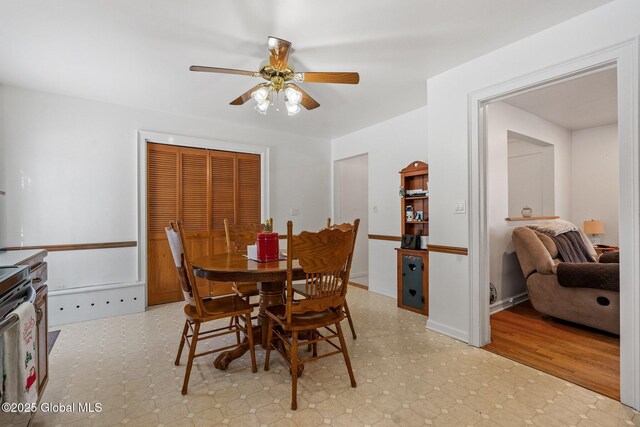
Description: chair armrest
557,262,619,292
598,251,620,264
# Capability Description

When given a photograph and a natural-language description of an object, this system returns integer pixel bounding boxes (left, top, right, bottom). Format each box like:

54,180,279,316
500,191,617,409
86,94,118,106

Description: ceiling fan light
286,102,300,116
251,86,270,104
255,100,269,114
284,87,302,105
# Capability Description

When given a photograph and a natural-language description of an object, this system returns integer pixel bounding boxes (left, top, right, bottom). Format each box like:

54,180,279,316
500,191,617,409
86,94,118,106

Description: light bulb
255,100,269,115
284,87,302,105
251,87,269,104
286,102,300,116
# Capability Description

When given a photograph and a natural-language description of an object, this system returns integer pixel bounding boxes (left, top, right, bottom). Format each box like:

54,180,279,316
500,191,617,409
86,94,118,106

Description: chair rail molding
137,130,270,308
468,40,639,409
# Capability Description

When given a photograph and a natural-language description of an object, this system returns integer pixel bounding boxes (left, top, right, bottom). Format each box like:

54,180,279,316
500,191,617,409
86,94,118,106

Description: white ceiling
504,68,618,131
0,0,614,139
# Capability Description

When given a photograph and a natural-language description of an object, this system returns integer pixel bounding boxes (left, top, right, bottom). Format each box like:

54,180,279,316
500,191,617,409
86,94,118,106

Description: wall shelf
398,160,429,316
505,216,560,221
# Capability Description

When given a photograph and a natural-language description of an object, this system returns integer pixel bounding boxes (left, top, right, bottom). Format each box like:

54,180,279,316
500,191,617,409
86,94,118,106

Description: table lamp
583,220,604,245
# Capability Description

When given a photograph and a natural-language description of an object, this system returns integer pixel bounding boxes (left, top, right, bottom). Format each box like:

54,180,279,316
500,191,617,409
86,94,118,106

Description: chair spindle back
224,218,273,253
166,220,203,317
285,221,355,323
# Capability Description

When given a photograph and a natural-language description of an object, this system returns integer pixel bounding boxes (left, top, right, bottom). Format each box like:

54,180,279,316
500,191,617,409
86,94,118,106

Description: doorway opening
334,154,369,287
481,67,621,399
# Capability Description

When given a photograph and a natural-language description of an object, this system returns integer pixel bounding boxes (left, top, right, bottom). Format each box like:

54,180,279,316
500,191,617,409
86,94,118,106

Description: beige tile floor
23,287,640,426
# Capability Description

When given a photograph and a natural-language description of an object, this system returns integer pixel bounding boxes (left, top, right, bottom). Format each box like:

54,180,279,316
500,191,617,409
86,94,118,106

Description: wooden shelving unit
396,161,429,315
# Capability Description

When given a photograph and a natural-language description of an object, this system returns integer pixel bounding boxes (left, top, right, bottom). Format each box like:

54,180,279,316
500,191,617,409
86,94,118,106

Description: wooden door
182,147,215,299
148,143,181,304
147,143,262,305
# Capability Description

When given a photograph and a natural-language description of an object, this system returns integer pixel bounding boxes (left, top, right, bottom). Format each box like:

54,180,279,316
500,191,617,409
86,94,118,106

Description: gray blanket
549,230,595,263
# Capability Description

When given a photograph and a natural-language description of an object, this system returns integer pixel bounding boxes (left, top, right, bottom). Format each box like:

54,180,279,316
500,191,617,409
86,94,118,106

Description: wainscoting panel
45,247,138,292
49,281,145,326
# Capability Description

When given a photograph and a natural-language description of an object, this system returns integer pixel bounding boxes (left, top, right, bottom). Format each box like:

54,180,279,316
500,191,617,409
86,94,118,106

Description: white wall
332,106,428,298
507,139,555,218
334,154,369,285
487,102,572,306
0,85,331,295
426,0,638,344
570,123,619,245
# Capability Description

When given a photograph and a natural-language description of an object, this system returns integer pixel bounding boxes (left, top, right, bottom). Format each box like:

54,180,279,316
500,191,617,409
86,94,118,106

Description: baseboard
349,281,368,290
49,281,146,326
426,319,469,343
489,292,529,315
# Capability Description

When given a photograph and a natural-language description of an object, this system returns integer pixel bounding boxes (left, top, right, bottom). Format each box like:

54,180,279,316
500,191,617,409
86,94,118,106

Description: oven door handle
26,284,36,304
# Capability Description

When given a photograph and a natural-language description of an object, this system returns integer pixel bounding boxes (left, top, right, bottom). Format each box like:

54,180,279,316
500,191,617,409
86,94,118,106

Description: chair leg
291,331,299,410
312,330,318,358
343,301,357,340
264,317,274,371
229,316,236,337
175,320,189,366
246,313,257,373
336,322,356,388
234,316,241,344
181,321,200,395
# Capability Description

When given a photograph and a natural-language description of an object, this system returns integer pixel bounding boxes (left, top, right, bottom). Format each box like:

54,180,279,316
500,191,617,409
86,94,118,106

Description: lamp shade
584,220,604,235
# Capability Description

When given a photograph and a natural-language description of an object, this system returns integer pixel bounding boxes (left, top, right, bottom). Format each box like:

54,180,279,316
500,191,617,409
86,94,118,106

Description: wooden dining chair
224,218,272,302
264,221,357,410
166,220,257,395
293,218,360,339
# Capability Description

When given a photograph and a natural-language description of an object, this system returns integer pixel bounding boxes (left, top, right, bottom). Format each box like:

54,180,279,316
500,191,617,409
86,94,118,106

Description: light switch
454,200,466,214
290,208,299,216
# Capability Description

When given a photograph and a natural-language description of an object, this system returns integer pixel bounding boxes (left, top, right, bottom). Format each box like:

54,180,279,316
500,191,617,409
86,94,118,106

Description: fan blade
229,84,264,105
295,72,360,84
289,84,320,110
268,36,292,70
190,65,258,77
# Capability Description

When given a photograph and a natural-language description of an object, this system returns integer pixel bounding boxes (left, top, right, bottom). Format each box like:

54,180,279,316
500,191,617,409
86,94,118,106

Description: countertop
0,249,47,266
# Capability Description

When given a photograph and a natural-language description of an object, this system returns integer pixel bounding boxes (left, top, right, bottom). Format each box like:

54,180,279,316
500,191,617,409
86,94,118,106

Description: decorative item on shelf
256,218,279,262
420,235,429,250
405,205,414,222
584,219,605,246
401,229,423,250
406,189,427,197
415,211,424,221
521,206,533,218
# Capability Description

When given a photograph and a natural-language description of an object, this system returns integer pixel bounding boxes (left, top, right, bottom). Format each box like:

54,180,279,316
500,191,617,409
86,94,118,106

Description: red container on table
257,232,279,262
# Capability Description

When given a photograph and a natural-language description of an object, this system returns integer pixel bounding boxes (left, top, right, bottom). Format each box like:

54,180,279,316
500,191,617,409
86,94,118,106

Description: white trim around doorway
468,40,639,408
136,130,270,308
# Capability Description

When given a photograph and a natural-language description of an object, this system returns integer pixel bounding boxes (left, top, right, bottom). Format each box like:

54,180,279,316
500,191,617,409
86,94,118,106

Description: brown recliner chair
512,227,620,335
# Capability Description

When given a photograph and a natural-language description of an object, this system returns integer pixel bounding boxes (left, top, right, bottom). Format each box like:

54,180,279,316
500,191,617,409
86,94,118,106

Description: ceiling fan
190,36,360,116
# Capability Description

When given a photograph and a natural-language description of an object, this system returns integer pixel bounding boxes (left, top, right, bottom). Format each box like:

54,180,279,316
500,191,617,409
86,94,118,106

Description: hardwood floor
483,300,620,400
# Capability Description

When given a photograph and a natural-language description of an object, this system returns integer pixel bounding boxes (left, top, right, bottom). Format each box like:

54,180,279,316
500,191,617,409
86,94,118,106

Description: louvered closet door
181,147,221,298
211,150,236,253
237,153,261,225
147,143,182,305
147,144,263,305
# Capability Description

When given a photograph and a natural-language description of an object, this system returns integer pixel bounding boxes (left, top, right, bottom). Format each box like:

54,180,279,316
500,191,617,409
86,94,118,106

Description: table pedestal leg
213,281,284,370
257,281,286,348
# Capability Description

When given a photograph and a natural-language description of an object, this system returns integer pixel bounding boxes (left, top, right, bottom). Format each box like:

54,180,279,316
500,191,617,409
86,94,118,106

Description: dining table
191,252,305,370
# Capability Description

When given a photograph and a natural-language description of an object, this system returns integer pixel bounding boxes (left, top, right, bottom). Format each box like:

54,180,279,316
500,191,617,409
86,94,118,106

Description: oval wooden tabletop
191,252,303,282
